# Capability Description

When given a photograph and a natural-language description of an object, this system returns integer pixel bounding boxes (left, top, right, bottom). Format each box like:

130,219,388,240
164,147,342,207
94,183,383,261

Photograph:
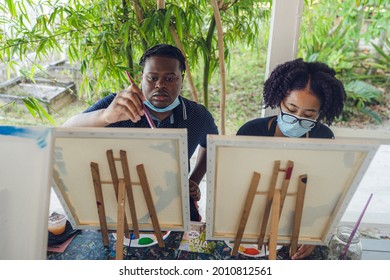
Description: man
63,44,219,221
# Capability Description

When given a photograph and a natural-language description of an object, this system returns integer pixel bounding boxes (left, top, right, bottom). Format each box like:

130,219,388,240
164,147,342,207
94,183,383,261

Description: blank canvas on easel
206,135,378,245
53,127,189,232
0,126,54,259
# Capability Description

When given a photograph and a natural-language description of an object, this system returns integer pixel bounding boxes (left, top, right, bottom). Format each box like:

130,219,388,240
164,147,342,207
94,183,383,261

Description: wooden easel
257,160,294,249
267,174,307,259
90,149,165,260
231,160,307,260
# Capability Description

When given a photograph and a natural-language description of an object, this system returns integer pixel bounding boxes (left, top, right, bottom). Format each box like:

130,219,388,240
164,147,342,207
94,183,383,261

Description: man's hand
189,180,201,201
102,84,145,125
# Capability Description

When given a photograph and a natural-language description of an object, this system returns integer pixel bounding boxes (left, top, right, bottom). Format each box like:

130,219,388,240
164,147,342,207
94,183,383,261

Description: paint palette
226,242,282,258
113,231,171,247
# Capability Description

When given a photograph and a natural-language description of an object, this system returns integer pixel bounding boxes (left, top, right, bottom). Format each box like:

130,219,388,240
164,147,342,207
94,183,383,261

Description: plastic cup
48,212,67,235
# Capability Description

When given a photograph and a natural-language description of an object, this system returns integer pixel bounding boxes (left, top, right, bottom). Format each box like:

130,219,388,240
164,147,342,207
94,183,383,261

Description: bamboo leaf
5,0,16,17
163,5,174,31
173,6,183,40
81,59,87,75
33,99,56,124
49,7,58,24
121,21,130,48
22,98,38,117
36,39,47,54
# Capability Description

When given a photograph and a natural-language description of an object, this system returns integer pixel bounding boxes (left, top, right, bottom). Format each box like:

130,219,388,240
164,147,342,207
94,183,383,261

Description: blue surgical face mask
144,97,180,113
277,113,312,137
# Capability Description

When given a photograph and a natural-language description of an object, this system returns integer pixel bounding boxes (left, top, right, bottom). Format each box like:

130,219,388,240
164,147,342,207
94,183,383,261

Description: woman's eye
287,108,296,114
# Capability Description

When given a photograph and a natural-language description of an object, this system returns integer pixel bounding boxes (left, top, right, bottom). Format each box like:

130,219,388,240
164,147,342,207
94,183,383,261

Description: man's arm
188,146,207,201
62,85,145,127
62,109,108,127
189,146,207,184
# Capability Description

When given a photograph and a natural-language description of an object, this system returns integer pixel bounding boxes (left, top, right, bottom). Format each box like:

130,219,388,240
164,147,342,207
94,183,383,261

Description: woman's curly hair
263,58,346,125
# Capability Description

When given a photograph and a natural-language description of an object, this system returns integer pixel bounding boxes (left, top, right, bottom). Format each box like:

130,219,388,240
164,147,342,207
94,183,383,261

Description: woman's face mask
277,89,321,137
277,109,317,137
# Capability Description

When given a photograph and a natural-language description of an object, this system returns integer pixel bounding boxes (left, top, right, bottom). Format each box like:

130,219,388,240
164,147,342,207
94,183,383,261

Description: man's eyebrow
145,71,178,75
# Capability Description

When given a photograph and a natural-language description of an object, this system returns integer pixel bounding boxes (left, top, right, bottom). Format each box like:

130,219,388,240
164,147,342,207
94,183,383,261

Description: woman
237,58,346,259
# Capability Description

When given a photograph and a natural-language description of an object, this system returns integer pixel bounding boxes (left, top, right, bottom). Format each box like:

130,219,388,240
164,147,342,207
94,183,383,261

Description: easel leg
258,161,280,248
269,190,281,260
279,161,294,216
231,172,261,256
116,179,126,260
120,150,140,239
107,150,130,238
290,175,307,257
137,164,165,248
90,162,109,247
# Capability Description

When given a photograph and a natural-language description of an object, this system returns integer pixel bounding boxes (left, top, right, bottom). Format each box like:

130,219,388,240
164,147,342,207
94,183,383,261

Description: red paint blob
244,248,259,255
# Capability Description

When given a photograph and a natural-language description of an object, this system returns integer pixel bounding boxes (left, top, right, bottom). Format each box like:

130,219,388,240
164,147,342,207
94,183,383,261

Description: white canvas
206,135,378,245
53,127,189,232
0,126,53,259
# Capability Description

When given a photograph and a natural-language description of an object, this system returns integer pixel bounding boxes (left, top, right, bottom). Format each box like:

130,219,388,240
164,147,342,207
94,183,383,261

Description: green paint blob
138,237,154,245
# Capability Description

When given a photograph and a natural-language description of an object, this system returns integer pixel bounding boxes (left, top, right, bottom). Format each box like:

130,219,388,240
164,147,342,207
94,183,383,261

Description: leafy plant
1,0,387,130
341,80,385,123
0,97,55,125
299,0,388,124
0,0,271,129
22,97,56,124
366,38,390,79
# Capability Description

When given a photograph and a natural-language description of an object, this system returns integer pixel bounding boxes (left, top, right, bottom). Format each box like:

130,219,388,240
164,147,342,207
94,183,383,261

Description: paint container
328,225,362,260
48,212,67,235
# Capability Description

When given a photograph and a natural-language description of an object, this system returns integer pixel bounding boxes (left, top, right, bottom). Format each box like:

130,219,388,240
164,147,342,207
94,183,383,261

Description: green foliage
22,97,56,124
369,38,390,72
0,0,388,127
207,44,267,135
299,0,389,123
1,0,271,124
299,0,389,74
0,97,55,125
341,80,385,123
